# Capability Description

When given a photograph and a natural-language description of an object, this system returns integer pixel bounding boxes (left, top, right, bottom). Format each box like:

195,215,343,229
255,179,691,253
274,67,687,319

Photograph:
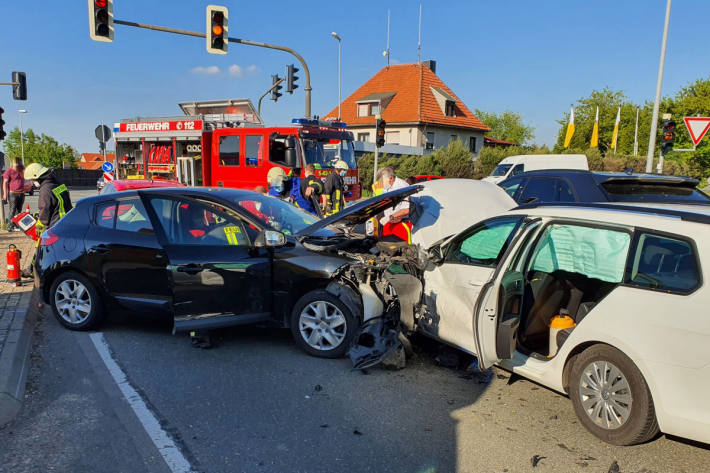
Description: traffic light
12,72,26,101
0,107,5,141
271,75,283,102
88,0,114,42
661,119,676,154
286,64,299,94
206,5,228,54
376,118,386,147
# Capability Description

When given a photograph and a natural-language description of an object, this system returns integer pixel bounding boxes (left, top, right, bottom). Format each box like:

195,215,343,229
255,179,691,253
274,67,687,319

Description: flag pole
633,107,639,156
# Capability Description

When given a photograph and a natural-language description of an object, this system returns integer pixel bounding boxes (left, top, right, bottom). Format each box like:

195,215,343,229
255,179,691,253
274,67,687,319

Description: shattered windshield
303,138,356,169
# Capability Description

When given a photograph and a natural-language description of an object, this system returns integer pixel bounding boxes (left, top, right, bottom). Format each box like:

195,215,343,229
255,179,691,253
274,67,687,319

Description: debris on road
531,455,546,467
608,460,620,473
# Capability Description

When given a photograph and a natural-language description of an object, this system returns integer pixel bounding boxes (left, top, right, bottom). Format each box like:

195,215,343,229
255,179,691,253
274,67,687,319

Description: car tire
290,289,357,358
569,344,659,446
49,271,104,331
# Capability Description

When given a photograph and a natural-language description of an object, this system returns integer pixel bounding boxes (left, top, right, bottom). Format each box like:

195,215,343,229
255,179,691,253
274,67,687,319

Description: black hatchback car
499,169,710,205
34,186,417,358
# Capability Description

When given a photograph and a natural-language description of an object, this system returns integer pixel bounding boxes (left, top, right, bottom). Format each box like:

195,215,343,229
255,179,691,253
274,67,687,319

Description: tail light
39,229,59,247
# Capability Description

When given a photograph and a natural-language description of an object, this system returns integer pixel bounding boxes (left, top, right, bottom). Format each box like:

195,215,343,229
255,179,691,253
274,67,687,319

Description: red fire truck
113,99,361,200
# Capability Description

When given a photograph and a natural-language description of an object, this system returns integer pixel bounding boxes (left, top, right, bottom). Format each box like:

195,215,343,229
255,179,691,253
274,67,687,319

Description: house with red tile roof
323,61,490,155
77,153,115,171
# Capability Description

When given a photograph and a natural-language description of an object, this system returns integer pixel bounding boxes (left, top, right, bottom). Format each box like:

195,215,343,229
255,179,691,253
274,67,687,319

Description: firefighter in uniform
22,163,73,277
323,160,348,215
291,164,323,216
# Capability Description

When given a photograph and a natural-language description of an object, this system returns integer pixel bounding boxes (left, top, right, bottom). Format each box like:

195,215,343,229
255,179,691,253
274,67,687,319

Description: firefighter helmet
24,162,51,180
267,167,286,184
334,160,348,170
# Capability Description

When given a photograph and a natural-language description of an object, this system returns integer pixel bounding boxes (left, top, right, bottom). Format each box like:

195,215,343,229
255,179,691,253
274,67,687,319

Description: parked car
483,154,589,184
413,175,443,182
498,169,710,205
100,178,185,194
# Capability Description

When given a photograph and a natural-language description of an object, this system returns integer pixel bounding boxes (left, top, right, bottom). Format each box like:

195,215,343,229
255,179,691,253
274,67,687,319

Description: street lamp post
18,109,27,165
646,0,672,173
331,32,342,121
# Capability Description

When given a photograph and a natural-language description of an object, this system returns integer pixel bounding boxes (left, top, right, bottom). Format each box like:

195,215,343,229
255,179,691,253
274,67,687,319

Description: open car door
473,219,542,370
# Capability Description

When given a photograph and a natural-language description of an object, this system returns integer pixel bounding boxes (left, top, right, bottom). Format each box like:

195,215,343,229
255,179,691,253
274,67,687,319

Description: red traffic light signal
661,119,676,154
206,6,228,54
88,0,114,42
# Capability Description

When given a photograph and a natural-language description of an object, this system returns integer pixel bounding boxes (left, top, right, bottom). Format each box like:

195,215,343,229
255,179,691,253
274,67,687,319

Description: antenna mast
417,2,422,63
385,9,391,68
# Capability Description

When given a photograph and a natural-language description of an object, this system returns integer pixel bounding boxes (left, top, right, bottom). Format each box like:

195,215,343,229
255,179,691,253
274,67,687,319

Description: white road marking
89,332,195,473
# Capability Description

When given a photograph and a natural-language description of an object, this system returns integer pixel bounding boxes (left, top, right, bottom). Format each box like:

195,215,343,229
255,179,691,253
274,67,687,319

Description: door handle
177,264,203,275
88,244,110,255
468,280,484,286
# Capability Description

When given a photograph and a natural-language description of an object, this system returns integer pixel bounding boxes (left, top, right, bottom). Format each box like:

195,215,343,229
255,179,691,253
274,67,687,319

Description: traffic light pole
113,19,313,118
257,76,285,119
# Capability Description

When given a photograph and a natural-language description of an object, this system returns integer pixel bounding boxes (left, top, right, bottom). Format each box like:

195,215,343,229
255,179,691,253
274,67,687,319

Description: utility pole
257,76,285,118
633,107,639,156
646,0,672,173
18,110,27,165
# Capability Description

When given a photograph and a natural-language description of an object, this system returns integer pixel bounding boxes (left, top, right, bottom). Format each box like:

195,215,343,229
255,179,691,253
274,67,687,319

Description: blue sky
1,1,709,154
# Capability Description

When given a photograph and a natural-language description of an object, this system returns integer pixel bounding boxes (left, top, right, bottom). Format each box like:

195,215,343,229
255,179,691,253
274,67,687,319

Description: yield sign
683,117,710,147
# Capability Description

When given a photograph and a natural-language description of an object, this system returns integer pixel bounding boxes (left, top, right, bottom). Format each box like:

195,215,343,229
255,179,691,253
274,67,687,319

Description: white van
483,154,589,184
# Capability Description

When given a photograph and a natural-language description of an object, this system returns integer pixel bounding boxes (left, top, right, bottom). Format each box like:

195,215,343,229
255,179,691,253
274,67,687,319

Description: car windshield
491,163,512,177
602,182,710,202
304,138,356,169
234,193,340,237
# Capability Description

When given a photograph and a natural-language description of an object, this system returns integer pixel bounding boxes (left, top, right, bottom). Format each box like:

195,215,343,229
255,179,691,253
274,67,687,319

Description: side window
219,135,240,166
245,135,262,167
96,201,116,229
510,164,524,177
530,224,630,282
627,233,700,293
445,217,523,267
520,177,558,203
557,179,576,202
115,198,154,234
149,197,250,246
501,177,526,200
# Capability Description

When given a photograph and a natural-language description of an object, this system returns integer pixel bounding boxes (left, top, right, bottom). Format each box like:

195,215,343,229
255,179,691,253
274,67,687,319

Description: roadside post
374,116,386,186
95,124,111,163
102,161,114,183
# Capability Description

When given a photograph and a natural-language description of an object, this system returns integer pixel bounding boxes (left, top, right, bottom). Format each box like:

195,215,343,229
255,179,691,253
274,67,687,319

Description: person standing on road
291,164,323,216
323,160,348,215
2,158,26,231
22,163,73,277
378,167,412,243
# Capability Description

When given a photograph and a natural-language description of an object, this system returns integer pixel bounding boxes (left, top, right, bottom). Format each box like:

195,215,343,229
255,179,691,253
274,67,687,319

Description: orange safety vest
380,221,412,244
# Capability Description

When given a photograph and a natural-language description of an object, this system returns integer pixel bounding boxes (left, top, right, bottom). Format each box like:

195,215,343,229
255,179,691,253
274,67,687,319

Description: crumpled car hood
409,178,517,249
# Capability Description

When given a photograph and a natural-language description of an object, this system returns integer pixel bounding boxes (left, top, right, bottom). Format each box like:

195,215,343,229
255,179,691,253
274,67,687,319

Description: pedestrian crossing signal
88,0,114,42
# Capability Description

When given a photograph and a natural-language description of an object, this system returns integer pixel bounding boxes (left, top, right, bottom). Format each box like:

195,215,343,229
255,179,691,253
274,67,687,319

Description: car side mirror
254,229,286,248
427,244,444,265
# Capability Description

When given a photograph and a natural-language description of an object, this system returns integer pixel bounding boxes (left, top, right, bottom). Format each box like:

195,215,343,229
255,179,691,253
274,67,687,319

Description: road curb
0,289,38,427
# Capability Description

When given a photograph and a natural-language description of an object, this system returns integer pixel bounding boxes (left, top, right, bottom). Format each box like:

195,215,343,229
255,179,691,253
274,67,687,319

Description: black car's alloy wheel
291,290,357,358
50,271,104,331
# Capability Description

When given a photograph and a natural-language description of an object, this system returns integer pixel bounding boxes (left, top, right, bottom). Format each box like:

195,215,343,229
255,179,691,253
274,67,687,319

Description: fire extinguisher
7,244,22,286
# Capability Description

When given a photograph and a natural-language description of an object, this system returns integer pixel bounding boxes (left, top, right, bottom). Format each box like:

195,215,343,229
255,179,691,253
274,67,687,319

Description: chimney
422,60,436,73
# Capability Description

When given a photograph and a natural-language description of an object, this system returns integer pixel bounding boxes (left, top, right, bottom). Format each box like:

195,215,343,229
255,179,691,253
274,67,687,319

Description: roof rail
514,202,710,225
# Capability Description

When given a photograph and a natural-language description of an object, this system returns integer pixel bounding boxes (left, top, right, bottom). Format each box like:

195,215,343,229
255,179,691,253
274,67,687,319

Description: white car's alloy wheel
579,360,633,429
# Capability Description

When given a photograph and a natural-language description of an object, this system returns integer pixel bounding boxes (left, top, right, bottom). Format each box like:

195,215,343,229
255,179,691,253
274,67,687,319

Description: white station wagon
340,180,710,446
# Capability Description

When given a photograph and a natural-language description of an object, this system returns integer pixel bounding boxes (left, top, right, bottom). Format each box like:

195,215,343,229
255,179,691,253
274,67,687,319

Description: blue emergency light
292,118,347,129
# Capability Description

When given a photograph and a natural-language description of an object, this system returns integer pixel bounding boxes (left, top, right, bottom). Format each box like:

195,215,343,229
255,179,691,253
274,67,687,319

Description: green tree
2,127,76,169
433,140,474,178
474,109,535,145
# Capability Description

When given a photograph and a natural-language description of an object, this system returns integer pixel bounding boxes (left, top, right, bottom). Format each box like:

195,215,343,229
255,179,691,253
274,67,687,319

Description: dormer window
356,92,395,117
431,86,458,118
445,100,456,117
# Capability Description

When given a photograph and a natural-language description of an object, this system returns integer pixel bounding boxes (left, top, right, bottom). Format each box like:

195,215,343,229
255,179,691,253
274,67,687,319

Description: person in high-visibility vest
377,166,413,244
22,163,73,277
323,160,348,216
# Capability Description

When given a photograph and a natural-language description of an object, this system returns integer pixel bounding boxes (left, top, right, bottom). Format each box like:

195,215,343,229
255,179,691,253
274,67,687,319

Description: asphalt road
1,305,709,473
15,187,98,216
